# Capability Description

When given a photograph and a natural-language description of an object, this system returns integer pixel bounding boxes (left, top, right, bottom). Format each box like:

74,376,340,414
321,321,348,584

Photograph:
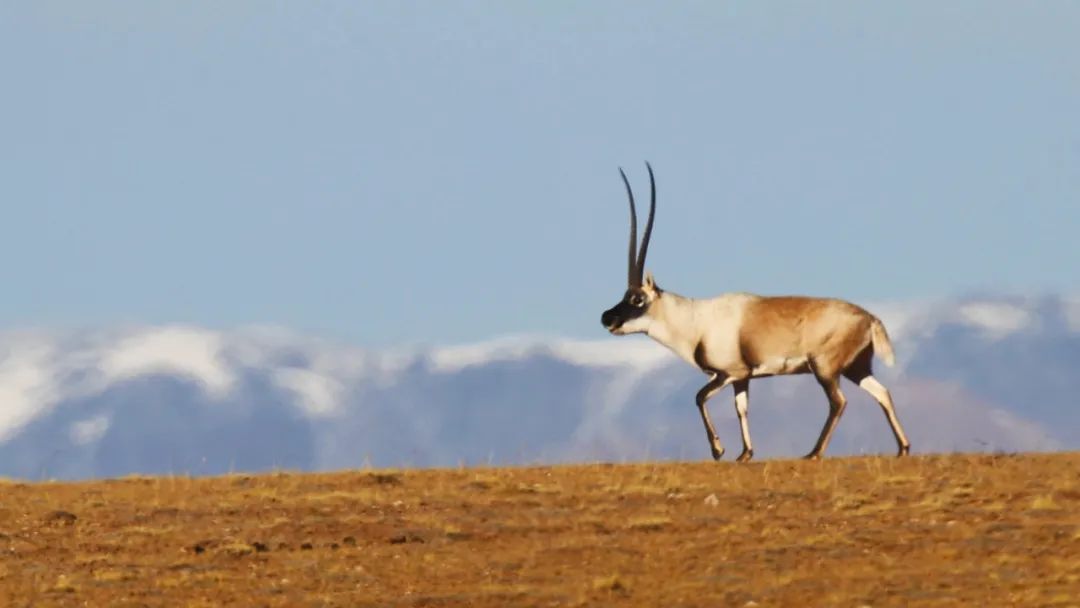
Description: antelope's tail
871,317,896,367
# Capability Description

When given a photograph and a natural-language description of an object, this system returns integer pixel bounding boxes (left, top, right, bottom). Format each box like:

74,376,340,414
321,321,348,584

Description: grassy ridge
1,452,1078,606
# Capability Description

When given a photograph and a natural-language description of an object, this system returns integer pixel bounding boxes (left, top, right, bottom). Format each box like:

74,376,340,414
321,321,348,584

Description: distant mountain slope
0,295,1076,479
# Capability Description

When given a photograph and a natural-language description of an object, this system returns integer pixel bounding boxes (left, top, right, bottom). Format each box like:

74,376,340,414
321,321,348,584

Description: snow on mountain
0,295,1076,480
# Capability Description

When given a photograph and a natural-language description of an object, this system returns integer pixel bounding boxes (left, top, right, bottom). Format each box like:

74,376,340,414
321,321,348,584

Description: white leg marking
858,375,910,454
733,379,753,461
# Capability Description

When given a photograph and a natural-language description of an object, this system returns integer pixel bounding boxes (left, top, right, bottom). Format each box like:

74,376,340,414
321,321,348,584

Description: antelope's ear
643,271,656,290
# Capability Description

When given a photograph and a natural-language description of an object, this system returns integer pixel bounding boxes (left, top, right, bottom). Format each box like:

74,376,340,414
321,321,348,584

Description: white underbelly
752,356,809,376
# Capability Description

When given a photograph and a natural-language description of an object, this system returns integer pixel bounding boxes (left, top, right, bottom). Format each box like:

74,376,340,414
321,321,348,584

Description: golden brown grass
1,452,1078,606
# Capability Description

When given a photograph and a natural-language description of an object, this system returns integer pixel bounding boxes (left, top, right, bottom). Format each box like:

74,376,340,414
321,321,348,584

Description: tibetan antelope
600,163,910,462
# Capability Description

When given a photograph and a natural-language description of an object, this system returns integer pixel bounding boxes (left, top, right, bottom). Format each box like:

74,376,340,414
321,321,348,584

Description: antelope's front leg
732,379,754,463
695,374,731,461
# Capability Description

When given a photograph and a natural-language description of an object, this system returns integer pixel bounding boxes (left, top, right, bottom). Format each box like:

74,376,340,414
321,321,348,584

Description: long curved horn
634,161,656,280
619,167,639,287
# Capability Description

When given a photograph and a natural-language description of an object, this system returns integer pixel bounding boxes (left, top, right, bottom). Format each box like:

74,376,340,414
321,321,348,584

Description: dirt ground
1,452,1078,607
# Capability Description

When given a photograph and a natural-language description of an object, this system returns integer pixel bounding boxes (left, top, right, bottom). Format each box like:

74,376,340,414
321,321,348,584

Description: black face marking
601,288,651,330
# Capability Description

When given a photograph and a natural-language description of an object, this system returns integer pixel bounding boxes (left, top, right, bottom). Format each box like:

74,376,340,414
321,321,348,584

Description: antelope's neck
646,292,702,367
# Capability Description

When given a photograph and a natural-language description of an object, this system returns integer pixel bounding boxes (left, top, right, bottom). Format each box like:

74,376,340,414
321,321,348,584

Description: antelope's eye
629,294,645,307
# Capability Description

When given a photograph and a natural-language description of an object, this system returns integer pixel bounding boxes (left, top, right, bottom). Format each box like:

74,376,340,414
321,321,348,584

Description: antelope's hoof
710,447,725,461
735,449,754,463
802,452,822,461
898,445,910,457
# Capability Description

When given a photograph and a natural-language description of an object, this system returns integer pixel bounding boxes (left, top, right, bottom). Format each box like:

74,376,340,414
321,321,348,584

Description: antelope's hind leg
805,359,848,461
842,354,911,457
695,374,731,461
733,379,754,462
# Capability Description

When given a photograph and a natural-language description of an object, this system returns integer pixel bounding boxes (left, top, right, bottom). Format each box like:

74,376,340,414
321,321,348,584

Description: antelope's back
739,295,876,365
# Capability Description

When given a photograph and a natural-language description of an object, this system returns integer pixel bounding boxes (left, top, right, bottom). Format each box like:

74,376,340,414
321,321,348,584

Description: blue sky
2,2,1077,346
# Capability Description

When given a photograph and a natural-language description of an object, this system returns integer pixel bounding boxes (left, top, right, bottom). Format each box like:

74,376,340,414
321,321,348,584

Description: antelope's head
601,163,661,336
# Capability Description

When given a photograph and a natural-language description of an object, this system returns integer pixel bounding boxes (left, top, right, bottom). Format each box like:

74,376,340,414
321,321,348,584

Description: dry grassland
1,452,1079,607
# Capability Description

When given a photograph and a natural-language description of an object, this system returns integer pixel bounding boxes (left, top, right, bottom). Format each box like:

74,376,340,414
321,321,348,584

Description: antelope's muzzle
601,308,622,331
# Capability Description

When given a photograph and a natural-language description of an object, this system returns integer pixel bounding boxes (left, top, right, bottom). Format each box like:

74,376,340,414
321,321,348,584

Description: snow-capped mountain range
1,295,1077,480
